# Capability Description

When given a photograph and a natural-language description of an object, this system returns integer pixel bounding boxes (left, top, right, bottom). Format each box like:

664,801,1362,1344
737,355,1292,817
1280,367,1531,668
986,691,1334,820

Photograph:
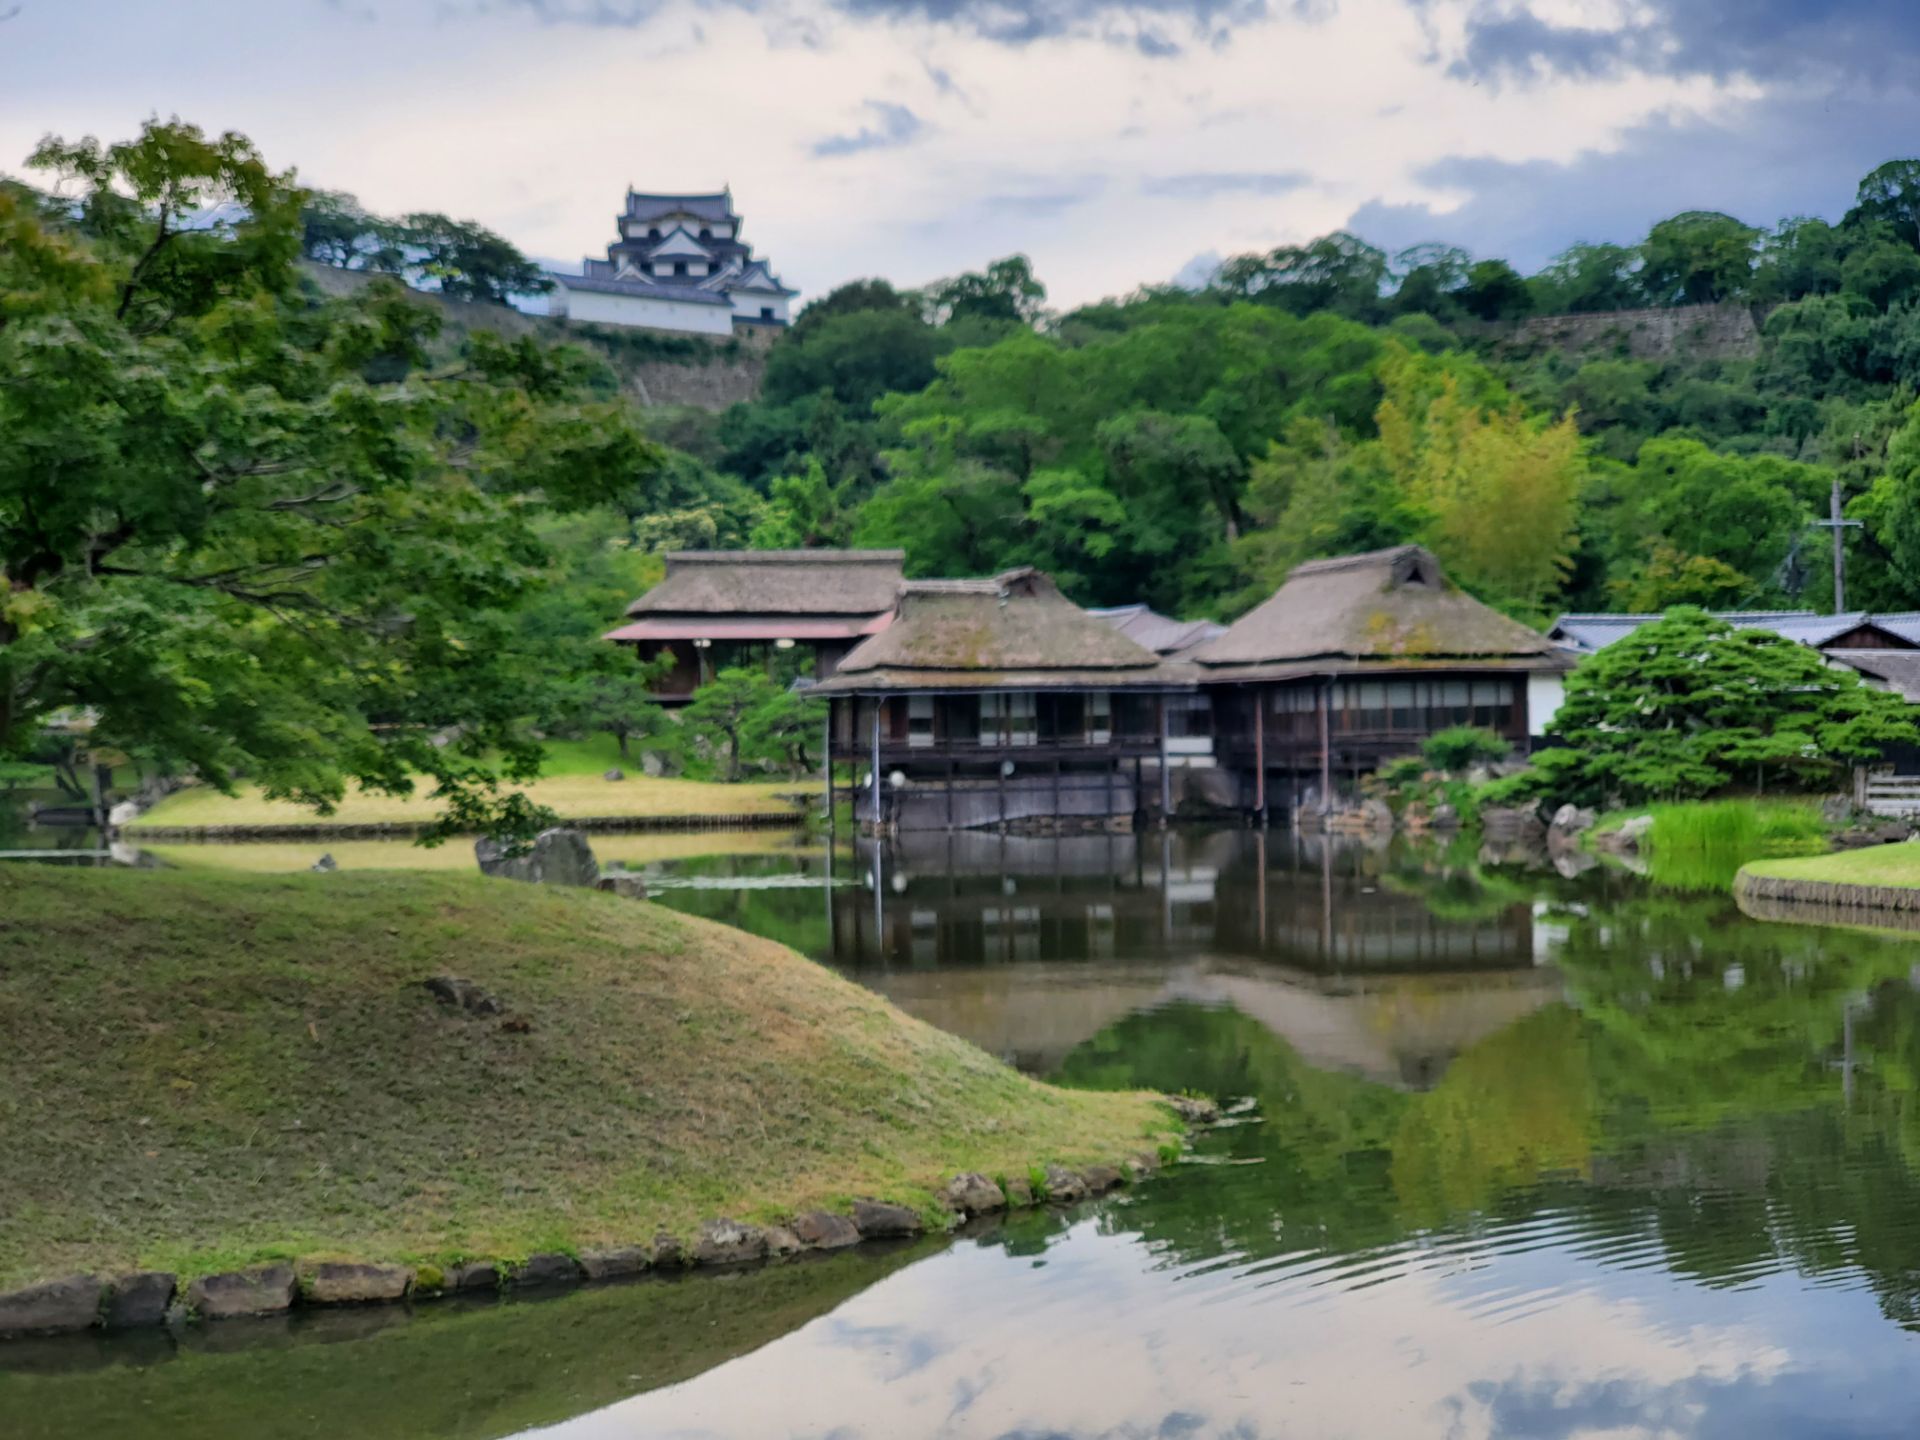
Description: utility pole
1813,468,1863,616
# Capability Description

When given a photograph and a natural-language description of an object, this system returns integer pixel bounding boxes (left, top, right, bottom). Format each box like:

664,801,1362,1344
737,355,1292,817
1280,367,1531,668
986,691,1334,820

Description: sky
5,1,1920,309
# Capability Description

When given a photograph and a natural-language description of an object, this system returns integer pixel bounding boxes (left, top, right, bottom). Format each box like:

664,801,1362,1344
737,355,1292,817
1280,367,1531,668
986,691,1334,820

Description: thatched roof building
604,549,903,645
1195,545,1569,679
817,568,1175,692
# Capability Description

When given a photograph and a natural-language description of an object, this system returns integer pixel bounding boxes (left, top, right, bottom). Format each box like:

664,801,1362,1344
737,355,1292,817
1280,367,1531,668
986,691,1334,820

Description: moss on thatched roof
627,550,904,618
818,569,1170,691
1196,546,1564,673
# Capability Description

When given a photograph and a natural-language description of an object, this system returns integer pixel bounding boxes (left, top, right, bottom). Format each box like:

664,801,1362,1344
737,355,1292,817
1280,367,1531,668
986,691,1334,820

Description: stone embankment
0,1098,1226,1341
1733,870,1920,914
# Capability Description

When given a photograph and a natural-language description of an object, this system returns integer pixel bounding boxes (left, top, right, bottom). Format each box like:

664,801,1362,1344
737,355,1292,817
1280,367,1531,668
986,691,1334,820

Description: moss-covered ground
1741,842,1920,888
0,867,1174,1292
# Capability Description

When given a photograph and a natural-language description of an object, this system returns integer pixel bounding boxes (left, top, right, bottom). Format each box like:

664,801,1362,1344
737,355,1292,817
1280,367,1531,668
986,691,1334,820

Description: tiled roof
1550,610,1920,652
551,271,732,306
1088,603,1226,657
624,191,735,224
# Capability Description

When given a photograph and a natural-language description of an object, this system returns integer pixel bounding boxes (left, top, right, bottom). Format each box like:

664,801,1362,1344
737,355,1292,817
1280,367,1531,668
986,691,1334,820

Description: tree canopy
1,120,659,839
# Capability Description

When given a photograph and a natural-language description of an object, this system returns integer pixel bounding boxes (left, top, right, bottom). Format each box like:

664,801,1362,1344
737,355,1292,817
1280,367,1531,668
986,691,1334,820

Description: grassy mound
1742,843,1920,888
0,867,1174,1291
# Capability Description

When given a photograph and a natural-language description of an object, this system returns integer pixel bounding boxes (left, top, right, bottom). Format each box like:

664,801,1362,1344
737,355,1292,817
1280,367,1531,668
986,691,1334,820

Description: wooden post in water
869,700,882,832
823,707,834,833
1157,696,1172,825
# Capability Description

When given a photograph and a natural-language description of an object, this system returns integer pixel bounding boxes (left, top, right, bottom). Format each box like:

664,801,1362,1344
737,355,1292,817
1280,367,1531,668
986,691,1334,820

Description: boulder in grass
474,827,600,888
0,1275,103,1337
448,1261,501,1293
649,1233,690,1270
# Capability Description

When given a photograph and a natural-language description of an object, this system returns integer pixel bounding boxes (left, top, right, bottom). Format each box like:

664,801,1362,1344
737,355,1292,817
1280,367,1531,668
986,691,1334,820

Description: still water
10,828,1920,1438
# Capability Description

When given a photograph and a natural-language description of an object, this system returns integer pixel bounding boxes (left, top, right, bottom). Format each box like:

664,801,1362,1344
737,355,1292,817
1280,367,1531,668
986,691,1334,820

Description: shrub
1421,726,1511,773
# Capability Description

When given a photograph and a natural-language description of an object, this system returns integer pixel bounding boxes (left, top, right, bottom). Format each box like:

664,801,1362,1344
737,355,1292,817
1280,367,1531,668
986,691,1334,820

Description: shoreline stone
790,1211,861,1250
187,1264,297,1320
691,1220,768,1267
106,1272,176,1330
0,1275,104,1338
448,1261,501,1293
851,1200,923,1239
941,1173,1006,1216
1043,1166,1089,1204
304,1262,412,1306
512,1254,583,1288
579,1247,650,1281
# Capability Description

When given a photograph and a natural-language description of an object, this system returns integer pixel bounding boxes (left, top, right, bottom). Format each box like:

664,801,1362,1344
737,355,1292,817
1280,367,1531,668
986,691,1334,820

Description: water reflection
13,831,1920,1437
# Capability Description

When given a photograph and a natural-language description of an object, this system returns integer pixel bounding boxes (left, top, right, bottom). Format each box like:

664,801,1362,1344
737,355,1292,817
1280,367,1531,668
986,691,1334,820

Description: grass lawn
140,829,813,874
1590,797,1828,891
1742,843,1920,888
0,867,1177,1292
129,735,805,831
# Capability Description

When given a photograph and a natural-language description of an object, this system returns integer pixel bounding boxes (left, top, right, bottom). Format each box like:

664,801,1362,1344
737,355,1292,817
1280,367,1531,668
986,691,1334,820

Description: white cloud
0,0,1759,305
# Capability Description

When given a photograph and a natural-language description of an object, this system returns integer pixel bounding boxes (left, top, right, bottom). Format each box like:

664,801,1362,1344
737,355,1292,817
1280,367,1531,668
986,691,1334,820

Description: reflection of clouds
541,1207,1905,1440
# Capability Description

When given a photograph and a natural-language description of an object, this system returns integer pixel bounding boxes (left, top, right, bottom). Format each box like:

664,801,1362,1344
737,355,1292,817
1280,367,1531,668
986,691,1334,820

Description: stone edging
0,1097,1222,1341
1733,869,1920,913
125,812,806,842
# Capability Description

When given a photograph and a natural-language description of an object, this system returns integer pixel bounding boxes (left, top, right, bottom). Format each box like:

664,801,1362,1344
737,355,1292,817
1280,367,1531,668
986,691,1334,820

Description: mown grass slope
0,867,1173,1290
1742,843,1920,888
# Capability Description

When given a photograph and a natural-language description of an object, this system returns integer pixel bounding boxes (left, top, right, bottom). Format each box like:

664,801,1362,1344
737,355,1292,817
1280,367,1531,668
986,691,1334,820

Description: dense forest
463,158,1920,627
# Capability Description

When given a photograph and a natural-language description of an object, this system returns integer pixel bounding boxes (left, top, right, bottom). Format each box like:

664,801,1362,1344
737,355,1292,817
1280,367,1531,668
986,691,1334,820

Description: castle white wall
731,291,792,324
555,285,735,336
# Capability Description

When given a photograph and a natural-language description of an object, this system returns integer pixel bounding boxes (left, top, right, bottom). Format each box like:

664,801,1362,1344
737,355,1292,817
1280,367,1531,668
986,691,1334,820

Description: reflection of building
605,550,903,704
824,830,1560,1085
547,189,797,336
1196,547,1572,809
817,569,1194,829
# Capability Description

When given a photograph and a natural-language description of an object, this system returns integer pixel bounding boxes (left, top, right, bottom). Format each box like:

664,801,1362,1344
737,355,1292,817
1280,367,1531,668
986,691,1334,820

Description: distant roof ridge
666,549,905,565
1288,544,1430,578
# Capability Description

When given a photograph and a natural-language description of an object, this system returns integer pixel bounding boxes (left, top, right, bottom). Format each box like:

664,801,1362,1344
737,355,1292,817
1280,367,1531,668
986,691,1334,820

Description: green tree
922,255,1047,328
1217,232,1389,321
399,211,552,303
0,120,660,842
682,668,823,780
1458,259,1534,321
1849,160,1920,250
1546,608,1917,802
1638,211,1761,306
747,457,853,549
1528,242,1643,314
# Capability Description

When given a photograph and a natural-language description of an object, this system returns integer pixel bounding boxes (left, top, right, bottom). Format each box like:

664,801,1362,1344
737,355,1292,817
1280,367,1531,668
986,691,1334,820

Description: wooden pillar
947,759,956,829
1157,696,1172,825
1318,678,1332,810
823,705,835,833
1254,687,1267,827
870,699,882,832
1053,758,1062,820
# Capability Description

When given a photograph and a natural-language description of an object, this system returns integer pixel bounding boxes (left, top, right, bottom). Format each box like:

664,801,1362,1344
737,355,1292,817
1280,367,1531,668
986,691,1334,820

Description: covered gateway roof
624,550,905,620
1195,545,1568,676
1088,604,1226,658
1828,649,1920,702
817,569,1178,692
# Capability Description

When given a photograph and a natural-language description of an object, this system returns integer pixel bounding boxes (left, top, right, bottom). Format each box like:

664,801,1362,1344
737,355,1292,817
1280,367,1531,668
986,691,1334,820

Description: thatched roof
624,550,905,619
817,569,1176,692
1196,546,1566,676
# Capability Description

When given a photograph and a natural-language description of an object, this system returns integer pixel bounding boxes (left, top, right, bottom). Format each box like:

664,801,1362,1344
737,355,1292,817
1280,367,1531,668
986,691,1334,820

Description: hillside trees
1,120,661,838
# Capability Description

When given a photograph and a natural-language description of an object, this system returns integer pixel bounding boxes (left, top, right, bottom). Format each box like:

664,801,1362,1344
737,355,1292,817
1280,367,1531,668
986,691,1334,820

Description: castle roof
624,190,735,224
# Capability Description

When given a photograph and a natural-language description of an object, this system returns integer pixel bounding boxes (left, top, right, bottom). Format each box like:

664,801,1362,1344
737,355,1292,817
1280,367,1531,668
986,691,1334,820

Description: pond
9,827,1920,1438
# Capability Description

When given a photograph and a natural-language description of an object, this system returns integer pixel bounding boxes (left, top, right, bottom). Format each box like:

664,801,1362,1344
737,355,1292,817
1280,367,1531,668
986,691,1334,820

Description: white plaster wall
559,287,735,335
731,291,792,323
1527,672,1566,737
